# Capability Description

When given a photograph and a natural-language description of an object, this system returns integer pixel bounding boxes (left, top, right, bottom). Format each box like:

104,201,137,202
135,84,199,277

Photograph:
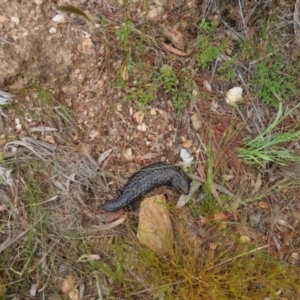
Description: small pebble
52,14,66,23
225,87,243,106
137,123,147,131
15,118,22,130
49,27,57,34
81,38,94,53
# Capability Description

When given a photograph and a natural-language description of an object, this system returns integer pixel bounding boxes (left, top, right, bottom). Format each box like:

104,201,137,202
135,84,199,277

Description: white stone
225,87,243,106
49,27,57,34
137,123,147,131
34,0,43,4
52,14,66,23
11,16,20,25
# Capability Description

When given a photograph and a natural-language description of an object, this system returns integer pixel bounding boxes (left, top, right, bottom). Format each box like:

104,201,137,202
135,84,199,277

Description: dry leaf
140,152,159,160
97,148,114,165
252,173,262,195
123,148,133,161
194,77,213,94
210,13,220,26
44,135,56,144
240,235,251,243
0,283,6,299
30,283,38,297
162,25,185,50
218,222,227,230
89,129,100,140
77,254,100,262
212,212,227,221
196,163,206,179
258,201,270,209
182,140,192,148
133,111,145,124
203,80,212,93
121,65,129,81
77,143,92,155
176,181,201,208
291,252,299,260
137,195,174,256
162,42,188,56
222,173,235,181
28,126,58,132
68,289,79,300
61,275,76,294
275,218,293,230
209,242,218,250
82,38,94,54
191,114,202,130
150,108,157,115
116,103,122,111
238,225,260,240
211,184,222,206
147,6,164,21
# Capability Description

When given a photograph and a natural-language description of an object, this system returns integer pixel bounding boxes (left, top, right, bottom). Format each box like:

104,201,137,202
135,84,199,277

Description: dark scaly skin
101,163,191,212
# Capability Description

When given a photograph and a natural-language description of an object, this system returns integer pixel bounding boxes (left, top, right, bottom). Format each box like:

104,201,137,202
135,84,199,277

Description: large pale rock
137,195,174,256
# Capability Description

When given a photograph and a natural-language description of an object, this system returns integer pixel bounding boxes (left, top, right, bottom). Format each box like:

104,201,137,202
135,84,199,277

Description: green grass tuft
239,100,300,168
251,55,297,107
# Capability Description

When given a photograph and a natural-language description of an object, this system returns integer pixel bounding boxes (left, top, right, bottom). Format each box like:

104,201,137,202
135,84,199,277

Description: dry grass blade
0,90,14,105
190,174,234,197
3,137,111,193
294,0,300,44
1,136,122,255
208,245,269,270
0,135,127,297
201,112,244,174
58,5,92,23
0,216,43,254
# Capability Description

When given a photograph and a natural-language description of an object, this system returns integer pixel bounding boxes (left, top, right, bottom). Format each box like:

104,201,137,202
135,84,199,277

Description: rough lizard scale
101,162,191,212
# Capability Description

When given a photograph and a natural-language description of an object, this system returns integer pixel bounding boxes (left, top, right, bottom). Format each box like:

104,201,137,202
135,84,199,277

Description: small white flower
180,148,194,166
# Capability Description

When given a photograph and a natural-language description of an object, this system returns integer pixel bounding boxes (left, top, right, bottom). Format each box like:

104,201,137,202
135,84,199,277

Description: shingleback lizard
101,162,191,212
